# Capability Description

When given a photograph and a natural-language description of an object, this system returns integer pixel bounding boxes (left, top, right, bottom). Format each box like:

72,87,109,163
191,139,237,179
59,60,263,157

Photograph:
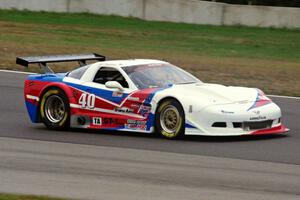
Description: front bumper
185,124,289,136
185,102,289,136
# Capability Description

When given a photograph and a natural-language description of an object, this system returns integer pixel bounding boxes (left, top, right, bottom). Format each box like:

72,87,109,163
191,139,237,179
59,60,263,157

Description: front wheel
40,88,70,130
155,99,185,139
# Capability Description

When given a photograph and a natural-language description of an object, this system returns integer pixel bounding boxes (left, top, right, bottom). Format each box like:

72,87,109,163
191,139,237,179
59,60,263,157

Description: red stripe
250,124,289,135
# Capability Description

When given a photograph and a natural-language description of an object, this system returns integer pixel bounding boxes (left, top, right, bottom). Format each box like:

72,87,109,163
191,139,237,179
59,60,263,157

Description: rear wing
16,53,105,73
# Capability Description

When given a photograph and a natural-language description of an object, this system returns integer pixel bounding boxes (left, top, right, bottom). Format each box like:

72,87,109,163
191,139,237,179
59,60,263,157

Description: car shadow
70,127,157,139
67,127,289,143
183,134,289,143
32,124,289,143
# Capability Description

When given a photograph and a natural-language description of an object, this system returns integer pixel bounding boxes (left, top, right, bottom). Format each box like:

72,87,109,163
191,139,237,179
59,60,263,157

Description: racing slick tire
40,88,70,130
155,99,185,139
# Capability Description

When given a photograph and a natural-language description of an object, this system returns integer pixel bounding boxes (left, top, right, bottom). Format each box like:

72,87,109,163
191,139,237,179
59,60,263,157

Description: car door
81,66,142,129
87,66,131,103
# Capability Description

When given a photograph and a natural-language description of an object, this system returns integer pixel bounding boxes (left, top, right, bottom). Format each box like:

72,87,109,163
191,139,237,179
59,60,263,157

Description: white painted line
267,95,300,100
0,69,36,75
1,69,300,100
70,103,145,119
26,94,39,101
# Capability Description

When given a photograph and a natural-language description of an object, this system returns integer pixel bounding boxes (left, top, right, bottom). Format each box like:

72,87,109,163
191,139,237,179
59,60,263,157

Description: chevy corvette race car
17,53,289,139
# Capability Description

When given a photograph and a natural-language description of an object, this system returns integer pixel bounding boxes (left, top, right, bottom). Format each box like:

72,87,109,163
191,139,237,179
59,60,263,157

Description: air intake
212,122,227,128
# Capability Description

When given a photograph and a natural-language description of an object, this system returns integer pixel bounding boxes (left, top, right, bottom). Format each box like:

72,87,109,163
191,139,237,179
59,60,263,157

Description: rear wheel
155,99,185,139
40,88,70,130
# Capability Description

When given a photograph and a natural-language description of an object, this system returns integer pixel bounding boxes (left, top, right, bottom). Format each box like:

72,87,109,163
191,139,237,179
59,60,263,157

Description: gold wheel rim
160,105,180,134
44,95,65,123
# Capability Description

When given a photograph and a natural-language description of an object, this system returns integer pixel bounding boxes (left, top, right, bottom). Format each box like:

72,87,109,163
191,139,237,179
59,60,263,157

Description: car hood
161,83,260,106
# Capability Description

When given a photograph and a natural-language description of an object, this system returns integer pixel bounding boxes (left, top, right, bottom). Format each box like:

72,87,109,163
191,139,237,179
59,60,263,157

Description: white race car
19,53,289,139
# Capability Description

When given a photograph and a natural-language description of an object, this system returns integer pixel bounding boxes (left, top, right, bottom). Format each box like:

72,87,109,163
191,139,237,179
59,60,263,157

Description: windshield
123,63,200,89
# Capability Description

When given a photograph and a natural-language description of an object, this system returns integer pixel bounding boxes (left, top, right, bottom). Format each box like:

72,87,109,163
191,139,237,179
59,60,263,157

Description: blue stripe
247,90,259,111
145,85,173,131
185,123,197,129
25,100,39,123
65,82,128,104
27,73,65,82
27,74,128,104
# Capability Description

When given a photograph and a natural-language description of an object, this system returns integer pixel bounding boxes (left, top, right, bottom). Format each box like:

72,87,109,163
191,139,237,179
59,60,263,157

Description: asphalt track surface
0,71,299,199
0,71,299,164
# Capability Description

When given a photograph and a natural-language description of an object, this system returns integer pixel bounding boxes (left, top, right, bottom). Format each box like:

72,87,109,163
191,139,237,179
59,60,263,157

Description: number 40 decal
79,93,95,109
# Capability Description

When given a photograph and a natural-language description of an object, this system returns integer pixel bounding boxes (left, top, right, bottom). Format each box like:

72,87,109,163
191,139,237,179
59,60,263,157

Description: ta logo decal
92,117,102,125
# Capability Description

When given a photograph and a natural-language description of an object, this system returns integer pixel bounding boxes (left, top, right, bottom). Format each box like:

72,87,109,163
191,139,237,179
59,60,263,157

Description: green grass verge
0,10,299,60
0,193,69,200
0,10,299,96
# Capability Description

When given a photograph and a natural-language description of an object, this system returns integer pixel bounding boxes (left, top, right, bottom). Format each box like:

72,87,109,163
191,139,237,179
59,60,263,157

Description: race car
17,53,289,139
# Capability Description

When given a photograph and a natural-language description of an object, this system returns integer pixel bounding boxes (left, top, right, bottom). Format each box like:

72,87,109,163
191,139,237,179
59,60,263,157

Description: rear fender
25,81,75,123
38,82,75,103
37,82,76,121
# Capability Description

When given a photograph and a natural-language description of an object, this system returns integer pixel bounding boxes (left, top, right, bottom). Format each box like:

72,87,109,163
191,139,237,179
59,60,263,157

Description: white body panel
151,83,282,136
78,59,286,136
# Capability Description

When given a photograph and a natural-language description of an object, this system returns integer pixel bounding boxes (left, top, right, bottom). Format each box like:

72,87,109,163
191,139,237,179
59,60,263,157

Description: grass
0,193,69,200
0,10,299,96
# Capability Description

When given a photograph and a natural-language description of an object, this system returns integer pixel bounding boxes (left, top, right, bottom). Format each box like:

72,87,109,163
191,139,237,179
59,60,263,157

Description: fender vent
212,122,227,128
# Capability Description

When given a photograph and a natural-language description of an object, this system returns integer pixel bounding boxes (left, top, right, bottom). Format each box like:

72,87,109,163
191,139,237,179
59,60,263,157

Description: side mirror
105,81,124,91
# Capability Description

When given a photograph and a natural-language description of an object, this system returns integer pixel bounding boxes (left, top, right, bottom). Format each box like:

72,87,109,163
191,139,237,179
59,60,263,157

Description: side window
67,65,89,79
93,67,129,88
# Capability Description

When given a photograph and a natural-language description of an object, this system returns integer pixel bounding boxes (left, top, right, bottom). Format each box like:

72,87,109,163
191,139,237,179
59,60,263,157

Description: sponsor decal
102,118,125,125
127,119,147,125
115,107,134,113
112,91,123,97
252,110,260,115
250,116,266,120
92,117,102,125
125,119,147,130
125,124,147,130
138,105,151,117
221,110,234,114
130,103,141,109
127,96,140,101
